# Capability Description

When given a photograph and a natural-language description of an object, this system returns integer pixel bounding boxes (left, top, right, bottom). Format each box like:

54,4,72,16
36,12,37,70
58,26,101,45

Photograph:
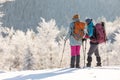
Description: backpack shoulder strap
90,26,96,39
70,22,75,35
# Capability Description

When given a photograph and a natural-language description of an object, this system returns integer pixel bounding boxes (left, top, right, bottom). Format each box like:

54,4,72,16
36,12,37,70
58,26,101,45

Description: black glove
82,38,87,42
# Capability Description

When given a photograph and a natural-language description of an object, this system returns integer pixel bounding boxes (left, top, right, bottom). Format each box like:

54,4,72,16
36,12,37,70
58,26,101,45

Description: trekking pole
60,40,66,67
82,40,85,68
82,41,85,68
84,39,87,67
107,52,109,66
82,39,87,68
106,40,111,66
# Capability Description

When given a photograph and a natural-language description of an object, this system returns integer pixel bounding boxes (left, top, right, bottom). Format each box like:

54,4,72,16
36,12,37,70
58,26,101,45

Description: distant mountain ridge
0,0,120,31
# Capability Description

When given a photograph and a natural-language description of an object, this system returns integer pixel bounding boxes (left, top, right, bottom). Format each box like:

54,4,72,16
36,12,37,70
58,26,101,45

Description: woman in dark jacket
85,18,101,67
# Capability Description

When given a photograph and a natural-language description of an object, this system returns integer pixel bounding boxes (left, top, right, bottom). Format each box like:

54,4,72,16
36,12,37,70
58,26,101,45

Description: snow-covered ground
0,66,120,80
1,0,120,80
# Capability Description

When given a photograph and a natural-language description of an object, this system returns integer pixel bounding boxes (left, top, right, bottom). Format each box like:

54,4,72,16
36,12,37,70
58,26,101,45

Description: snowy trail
0,66,120,80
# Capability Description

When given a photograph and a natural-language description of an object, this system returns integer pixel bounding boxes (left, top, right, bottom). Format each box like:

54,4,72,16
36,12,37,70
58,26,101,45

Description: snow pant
70,45,81,68
87,43,101,67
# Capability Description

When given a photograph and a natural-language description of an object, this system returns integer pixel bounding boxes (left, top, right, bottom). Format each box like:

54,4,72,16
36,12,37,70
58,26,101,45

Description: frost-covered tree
23,47,34,70
35,18,62,69
1,17,120,71
98,17,120,66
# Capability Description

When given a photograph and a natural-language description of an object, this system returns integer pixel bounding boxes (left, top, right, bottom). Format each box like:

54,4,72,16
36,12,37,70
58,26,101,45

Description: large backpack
91,22,106,44
72,21,85,40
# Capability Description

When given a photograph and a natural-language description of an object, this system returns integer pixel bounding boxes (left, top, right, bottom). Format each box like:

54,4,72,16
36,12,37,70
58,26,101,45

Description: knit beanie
85,18,92,24
72,14,80,19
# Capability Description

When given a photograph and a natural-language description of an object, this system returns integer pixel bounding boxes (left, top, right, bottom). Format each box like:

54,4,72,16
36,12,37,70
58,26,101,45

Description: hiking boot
86,56,92,67
76,55,80,68
86,63,91,67
70,64,74,68
76,66,81,68
70,56,75,68
96,63,101,67
96,57,101,67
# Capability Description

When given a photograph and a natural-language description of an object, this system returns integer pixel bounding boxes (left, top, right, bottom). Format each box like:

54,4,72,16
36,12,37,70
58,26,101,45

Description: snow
0,0,14,3
0,0,120,80
0,66,120,80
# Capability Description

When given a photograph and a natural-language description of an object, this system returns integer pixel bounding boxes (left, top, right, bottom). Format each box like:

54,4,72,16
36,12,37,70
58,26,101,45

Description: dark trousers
87,43,101,67
87,43,100,57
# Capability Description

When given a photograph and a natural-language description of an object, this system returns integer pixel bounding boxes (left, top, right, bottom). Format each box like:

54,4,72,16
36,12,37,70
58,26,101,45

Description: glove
84,34,90,39
82,38,87,42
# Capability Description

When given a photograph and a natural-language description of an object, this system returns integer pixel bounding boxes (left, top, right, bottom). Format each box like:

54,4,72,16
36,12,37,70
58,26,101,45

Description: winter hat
85,18,92,24
72,14,80,19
